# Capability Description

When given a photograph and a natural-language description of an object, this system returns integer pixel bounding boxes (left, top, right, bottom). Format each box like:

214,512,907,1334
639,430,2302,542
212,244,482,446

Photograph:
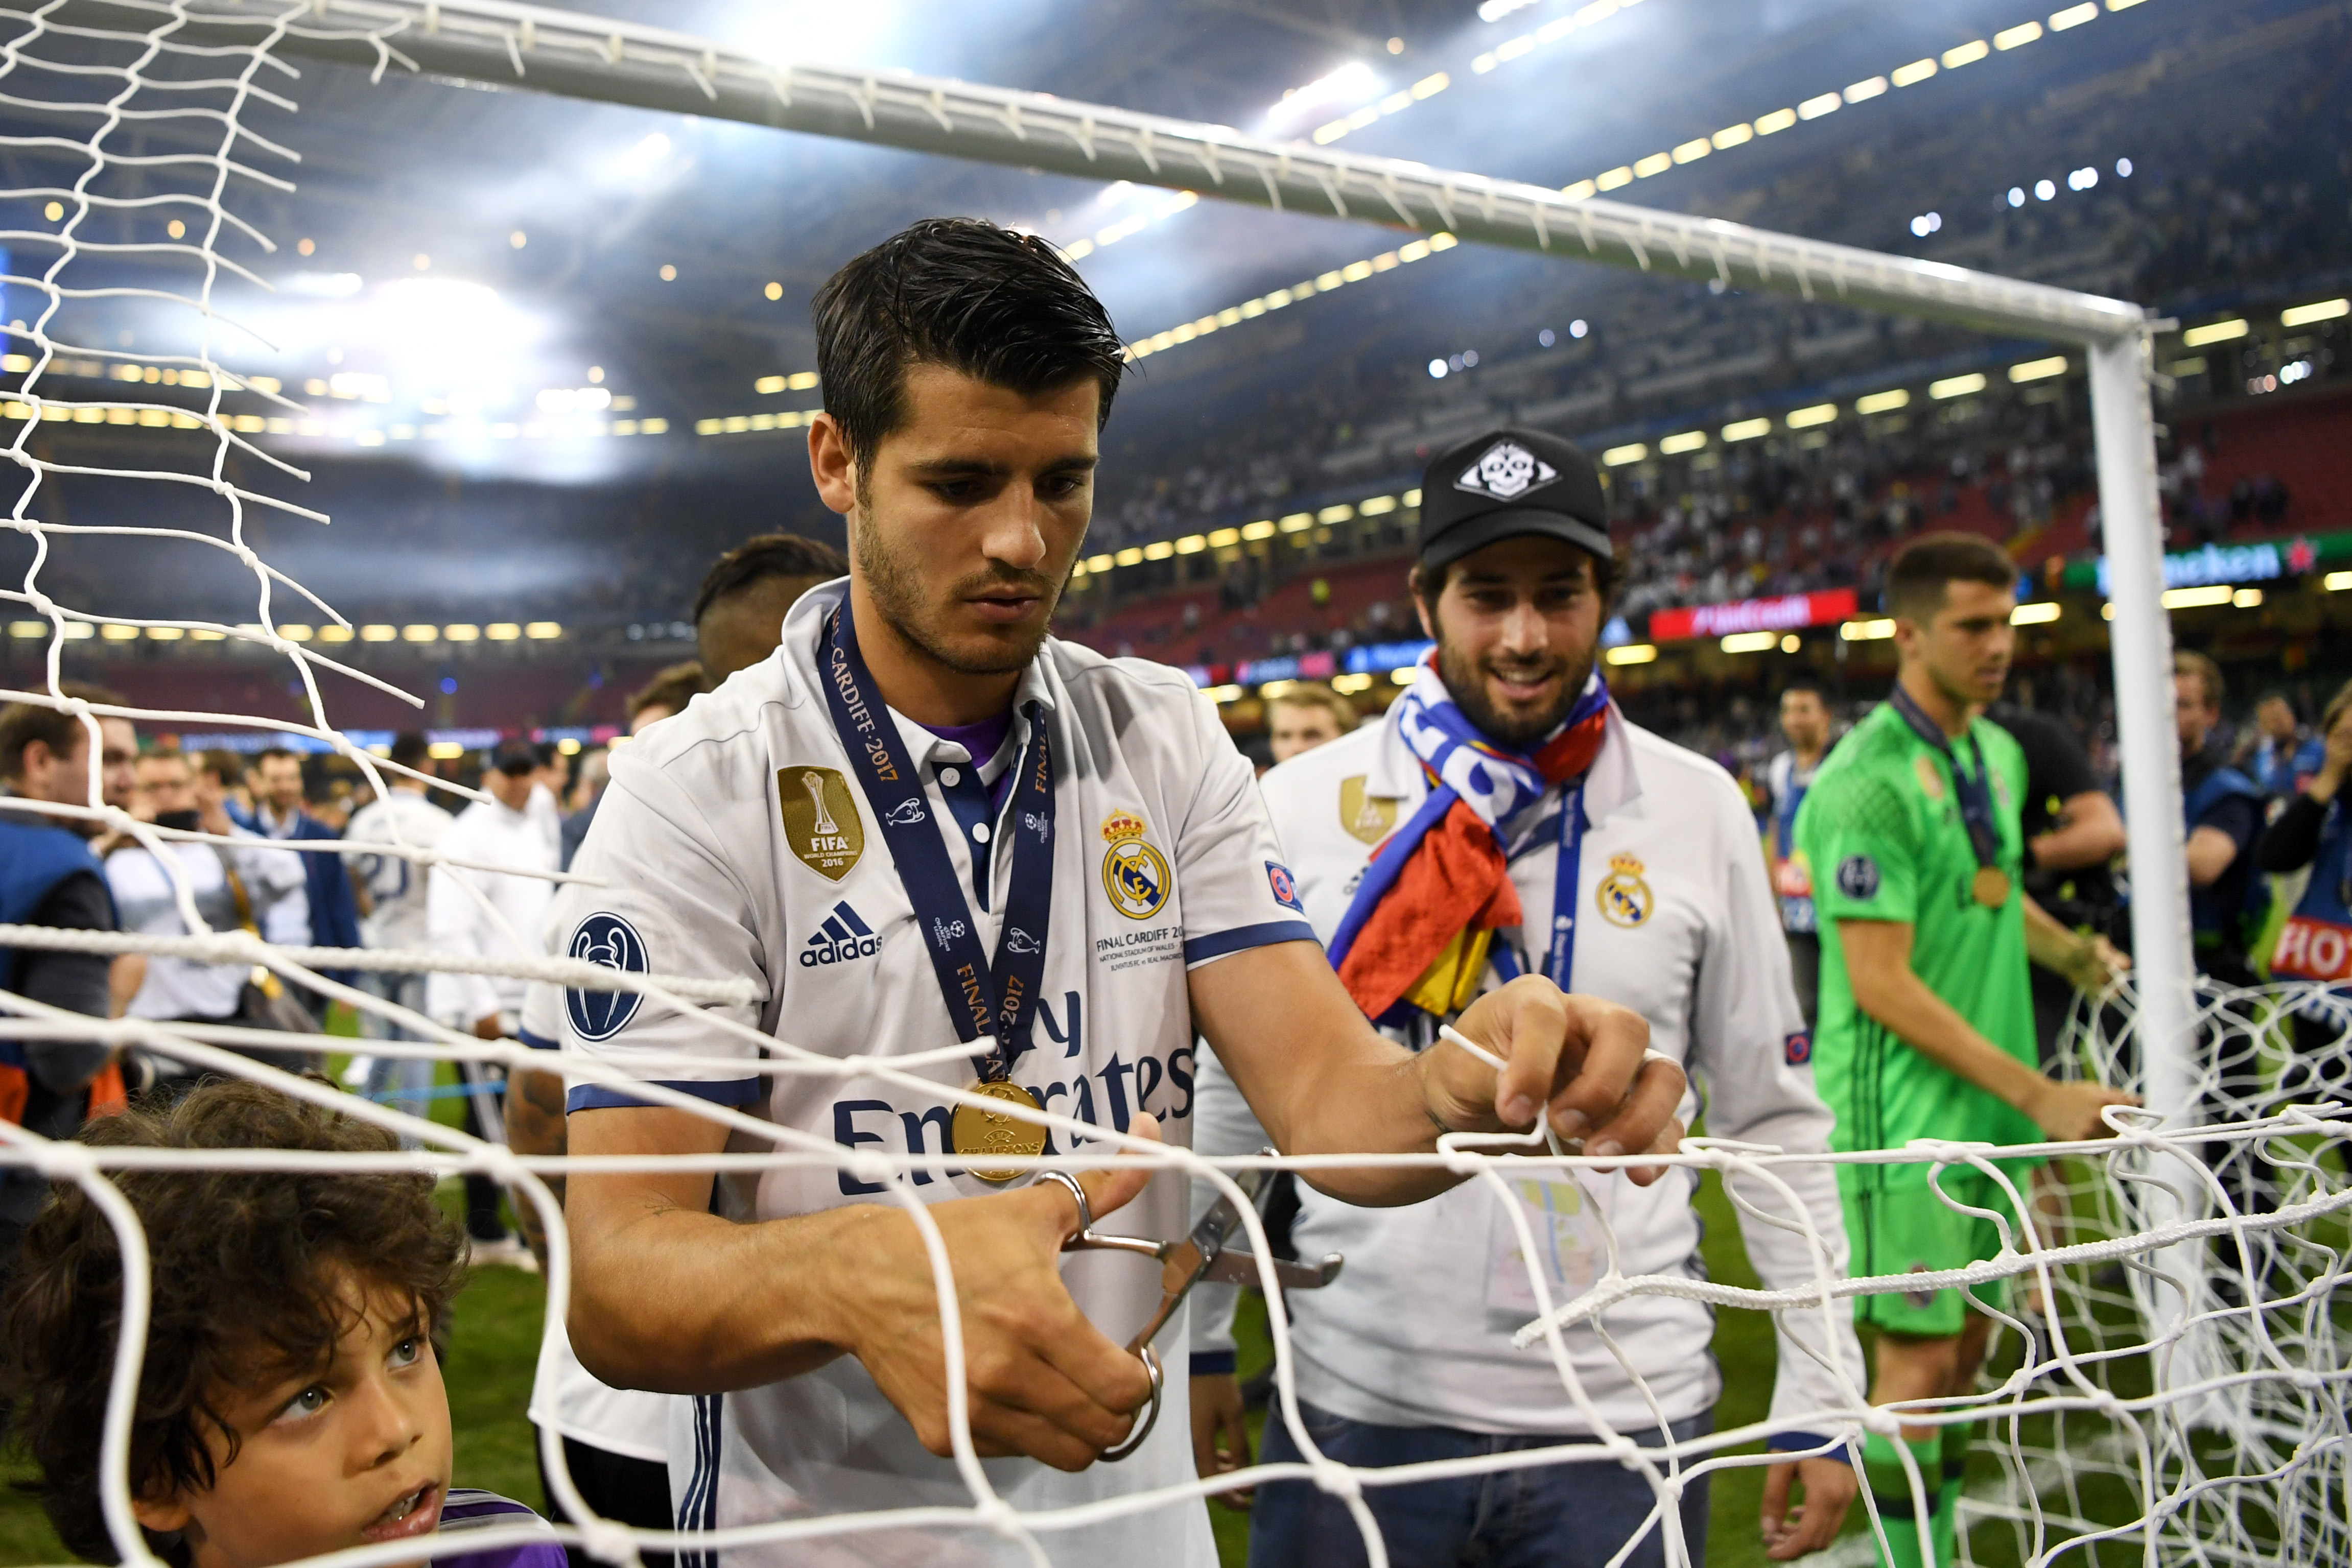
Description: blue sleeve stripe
1189,1350,1237,1376
1766,1430,1852,1462
566,1078,764,1114
1183,919,1320,966
516,1029,559,1052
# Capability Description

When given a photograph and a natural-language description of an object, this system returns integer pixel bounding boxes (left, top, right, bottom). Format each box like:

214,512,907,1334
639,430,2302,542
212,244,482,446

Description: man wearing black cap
1195,429,1864,1567
425,735,562,1265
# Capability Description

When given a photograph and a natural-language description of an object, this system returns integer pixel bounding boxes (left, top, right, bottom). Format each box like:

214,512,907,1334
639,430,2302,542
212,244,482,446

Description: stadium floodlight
2282,297,2349,327
2183,318,2250,346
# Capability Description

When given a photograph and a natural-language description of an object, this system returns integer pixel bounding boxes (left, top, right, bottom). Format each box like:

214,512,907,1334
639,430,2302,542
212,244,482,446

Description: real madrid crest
1100,809,1171,920
1595,851,1653,928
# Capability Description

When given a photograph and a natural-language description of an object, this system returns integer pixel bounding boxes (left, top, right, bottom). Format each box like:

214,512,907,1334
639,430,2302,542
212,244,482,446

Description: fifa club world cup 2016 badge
1595,851,1653,928
778,766,864,882
1100,809,1171,920
1338,774,1399,846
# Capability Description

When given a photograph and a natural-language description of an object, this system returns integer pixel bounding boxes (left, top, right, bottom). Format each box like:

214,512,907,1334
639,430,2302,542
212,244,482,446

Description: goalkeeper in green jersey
1796,533,2136,1568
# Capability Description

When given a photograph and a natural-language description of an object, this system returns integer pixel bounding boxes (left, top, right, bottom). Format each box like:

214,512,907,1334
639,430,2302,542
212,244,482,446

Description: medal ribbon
1488,787,1589,992
1886,683,2004,876
816,605,1055,1080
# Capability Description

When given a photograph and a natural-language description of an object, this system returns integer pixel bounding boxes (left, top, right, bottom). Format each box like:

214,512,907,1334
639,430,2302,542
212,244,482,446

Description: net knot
973,1496,1025,1537
1306,1458,1362,1501
573,1518,640,1566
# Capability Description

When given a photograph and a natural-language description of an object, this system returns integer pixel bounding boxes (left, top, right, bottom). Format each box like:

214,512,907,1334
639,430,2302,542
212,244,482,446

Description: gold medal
951,1079,1049,1183
1972,866,2011,908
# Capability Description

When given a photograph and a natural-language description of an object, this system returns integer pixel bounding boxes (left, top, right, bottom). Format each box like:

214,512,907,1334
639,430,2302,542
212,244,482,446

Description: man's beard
1436,638,1595,748
853,502,1067,677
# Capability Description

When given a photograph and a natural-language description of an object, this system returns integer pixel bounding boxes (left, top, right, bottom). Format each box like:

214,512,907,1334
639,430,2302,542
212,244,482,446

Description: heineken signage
2071,531,2339,596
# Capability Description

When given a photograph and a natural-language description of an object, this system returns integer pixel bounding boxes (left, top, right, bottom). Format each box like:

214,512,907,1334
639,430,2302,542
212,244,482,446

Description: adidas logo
800,901,882,968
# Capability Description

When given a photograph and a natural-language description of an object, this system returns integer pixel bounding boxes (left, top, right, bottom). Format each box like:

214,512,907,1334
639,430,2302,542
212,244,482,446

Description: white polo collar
778,579,1061,773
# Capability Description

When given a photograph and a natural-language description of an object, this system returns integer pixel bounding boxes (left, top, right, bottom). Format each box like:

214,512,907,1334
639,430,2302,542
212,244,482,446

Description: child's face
134,1271,455,1568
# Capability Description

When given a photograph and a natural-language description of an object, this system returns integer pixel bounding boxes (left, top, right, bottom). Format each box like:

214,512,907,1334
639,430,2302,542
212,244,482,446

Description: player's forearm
505,1067,568,1270
1191,942,1466,1206
1849,960,2044,1112
1278,1047,1464,1206
1231,1021,1461,1205
2022,898,2086,975
566,1179,880,1393
2030,796,2124,872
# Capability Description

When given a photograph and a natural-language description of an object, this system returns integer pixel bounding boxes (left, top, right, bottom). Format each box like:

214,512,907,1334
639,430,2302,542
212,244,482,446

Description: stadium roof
0,0,2289,482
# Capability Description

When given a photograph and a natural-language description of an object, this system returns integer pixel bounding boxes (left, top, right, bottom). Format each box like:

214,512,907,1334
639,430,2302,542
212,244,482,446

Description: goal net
0,4,2340,1568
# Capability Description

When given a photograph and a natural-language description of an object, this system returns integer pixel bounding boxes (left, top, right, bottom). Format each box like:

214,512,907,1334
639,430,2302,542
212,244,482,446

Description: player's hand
2057,934,2129,994
2024,1077,2137,1142
1760,1455,1858,1559
1190,1372,1253,1504
1421,976,1684,1185
845,1115,1162,1471
472,1013,505,1041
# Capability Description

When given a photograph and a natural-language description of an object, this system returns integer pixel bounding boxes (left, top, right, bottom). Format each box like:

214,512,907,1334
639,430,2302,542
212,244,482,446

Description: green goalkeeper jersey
1796,698,2041,1178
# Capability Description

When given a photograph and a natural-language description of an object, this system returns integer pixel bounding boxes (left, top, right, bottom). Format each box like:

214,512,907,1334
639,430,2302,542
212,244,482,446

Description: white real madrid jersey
1203,705,1863,1441
557,580,1312,1567
344,790,455,952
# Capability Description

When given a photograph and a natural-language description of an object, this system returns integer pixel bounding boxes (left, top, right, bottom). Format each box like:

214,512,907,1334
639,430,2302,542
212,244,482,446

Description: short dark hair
193,750,244,789
252,746,298,770
692,533,850,626
1884,532,2017,622
812,218,1126,476
627,659,711,724
2,1081,463,1566
1780,673,1829,702
387,731,431,772
2176,650,2225,711
0,683,126,780
2254,687,2293,709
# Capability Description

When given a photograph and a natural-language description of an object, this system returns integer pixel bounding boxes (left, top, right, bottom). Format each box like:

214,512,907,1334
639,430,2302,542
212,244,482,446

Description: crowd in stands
7,30,2342,655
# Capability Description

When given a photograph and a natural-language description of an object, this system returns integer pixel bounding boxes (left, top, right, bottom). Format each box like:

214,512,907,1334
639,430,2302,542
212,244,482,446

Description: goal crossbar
63,0,2146,345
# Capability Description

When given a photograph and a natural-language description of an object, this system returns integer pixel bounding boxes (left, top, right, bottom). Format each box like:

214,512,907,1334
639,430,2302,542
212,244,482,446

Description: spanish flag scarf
1326,659,1612,1025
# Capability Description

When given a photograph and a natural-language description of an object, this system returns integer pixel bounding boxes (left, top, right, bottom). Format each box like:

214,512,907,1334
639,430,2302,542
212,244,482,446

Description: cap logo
1455,439,1556,502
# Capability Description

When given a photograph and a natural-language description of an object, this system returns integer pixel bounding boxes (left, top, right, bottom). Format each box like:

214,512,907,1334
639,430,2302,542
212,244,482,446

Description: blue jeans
356,972,436,1135
1251,1401,1711,1568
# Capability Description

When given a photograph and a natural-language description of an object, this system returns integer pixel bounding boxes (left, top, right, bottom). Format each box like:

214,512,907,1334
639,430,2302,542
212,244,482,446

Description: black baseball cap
1416,427,1610,574
490,739,539,775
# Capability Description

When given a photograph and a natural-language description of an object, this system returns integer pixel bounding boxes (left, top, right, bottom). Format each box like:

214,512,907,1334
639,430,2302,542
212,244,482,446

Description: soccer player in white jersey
1193,428,1866,1568
343,730,455,1122
554,220,1686,1568
427,738,561,1265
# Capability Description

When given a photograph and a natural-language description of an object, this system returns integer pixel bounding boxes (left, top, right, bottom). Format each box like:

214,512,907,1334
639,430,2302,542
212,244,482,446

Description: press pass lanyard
1488,785,1588,991
1886,683,2004,874
817,606,1055,1080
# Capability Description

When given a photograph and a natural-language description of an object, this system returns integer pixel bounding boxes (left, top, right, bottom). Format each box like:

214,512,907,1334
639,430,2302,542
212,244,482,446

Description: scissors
1044,1150,1344,1462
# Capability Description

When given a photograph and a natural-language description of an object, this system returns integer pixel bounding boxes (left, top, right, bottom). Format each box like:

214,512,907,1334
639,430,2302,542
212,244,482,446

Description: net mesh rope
0,6,2343,1567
